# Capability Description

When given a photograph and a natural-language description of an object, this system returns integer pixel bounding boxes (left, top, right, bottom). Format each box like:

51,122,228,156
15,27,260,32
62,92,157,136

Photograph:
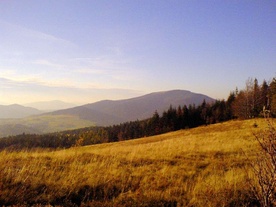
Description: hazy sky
0,1,275,105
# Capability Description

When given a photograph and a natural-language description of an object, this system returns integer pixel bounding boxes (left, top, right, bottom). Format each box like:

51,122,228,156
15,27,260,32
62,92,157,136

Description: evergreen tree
269,77,276,116
252,78,262,117
261,80,269,109
226,91,236,119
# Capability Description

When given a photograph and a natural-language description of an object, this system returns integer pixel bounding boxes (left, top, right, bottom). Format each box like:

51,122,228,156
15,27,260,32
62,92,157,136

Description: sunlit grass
0,119,270,206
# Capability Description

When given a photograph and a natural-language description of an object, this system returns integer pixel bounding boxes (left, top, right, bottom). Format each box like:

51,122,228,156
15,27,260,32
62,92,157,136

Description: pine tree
270,78,276,116
261,80,269,109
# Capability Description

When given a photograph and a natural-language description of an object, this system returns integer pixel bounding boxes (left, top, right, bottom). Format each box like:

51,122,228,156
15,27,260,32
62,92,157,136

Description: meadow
0,119,270,206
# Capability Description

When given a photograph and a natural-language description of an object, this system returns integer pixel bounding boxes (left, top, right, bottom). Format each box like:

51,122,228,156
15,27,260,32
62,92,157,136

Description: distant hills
24,100,76,111
0,104,42,119
0,101,76,119
0,90,214,137
51,90,214,126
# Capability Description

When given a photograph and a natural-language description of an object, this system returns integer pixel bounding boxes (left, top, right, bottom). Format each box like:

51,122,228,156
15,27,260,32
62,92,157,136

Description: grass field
0,119,271,206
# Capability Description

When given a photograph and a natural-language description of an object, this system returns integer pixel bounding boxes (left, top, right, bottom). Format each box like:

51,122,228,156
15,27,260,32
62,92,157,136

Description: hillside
51,90,214,126
0,119,270,206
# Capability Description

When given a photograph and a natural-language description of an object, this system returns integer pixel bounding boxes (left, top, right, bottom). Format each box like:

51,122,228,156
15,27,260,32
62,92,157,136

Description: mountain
51,90,215,126
0,104,43,119
24,100,77,111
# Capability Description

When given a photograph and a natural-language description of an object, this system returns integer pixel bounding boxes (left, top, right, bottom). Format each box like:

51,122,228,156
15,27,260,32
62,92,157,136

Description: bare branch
249,116,276,207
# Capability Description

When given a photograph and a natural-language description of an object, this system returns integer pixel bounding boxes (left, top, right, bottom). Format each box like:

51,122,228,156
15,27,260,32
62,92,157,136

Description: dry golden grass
0,119,271,206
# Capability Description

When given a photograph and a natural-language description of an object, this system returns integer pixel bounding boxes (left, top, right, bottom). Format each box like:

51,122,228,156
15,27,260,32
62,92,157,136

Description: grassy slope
0,119,270,206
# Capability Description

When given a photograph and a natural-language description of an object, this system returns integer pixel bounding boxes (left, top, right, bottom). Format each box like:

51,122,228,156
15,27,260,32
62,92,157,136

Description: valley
0,115,95,137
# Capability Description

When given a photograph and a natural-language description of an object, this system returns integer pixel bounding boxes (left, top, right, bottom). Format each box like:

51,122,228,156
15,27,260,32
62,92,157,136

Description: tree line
0,77,275,150
232,78,276,119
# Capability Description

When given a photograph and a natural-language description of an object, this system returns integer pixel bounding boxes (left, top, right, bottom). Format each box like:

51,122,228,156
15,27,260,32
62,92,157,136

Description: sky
0,0,275,105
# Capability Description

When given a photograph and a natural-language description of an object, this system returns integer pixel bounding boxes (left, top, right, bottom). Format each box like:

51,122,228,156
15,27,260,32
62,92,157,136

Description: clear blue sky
0,0,275,105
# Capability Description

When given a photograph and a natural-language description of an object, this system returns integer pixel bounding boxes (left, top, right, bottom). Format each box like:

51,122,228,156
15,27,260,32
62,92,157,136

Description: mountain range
0,90,214,137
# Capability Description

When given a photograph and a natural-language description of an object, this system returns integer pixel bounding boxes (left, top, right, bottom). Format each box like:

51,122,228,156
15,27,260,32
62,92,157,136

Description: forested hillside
0,77,275,150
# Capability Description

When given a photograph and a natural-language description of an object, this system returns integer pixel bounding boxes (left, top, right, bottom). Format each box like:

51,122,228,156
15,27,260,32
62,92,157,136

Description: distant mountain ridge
0,104,42,119
0,100,76,119
51,90,214,126
24,100,76,111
